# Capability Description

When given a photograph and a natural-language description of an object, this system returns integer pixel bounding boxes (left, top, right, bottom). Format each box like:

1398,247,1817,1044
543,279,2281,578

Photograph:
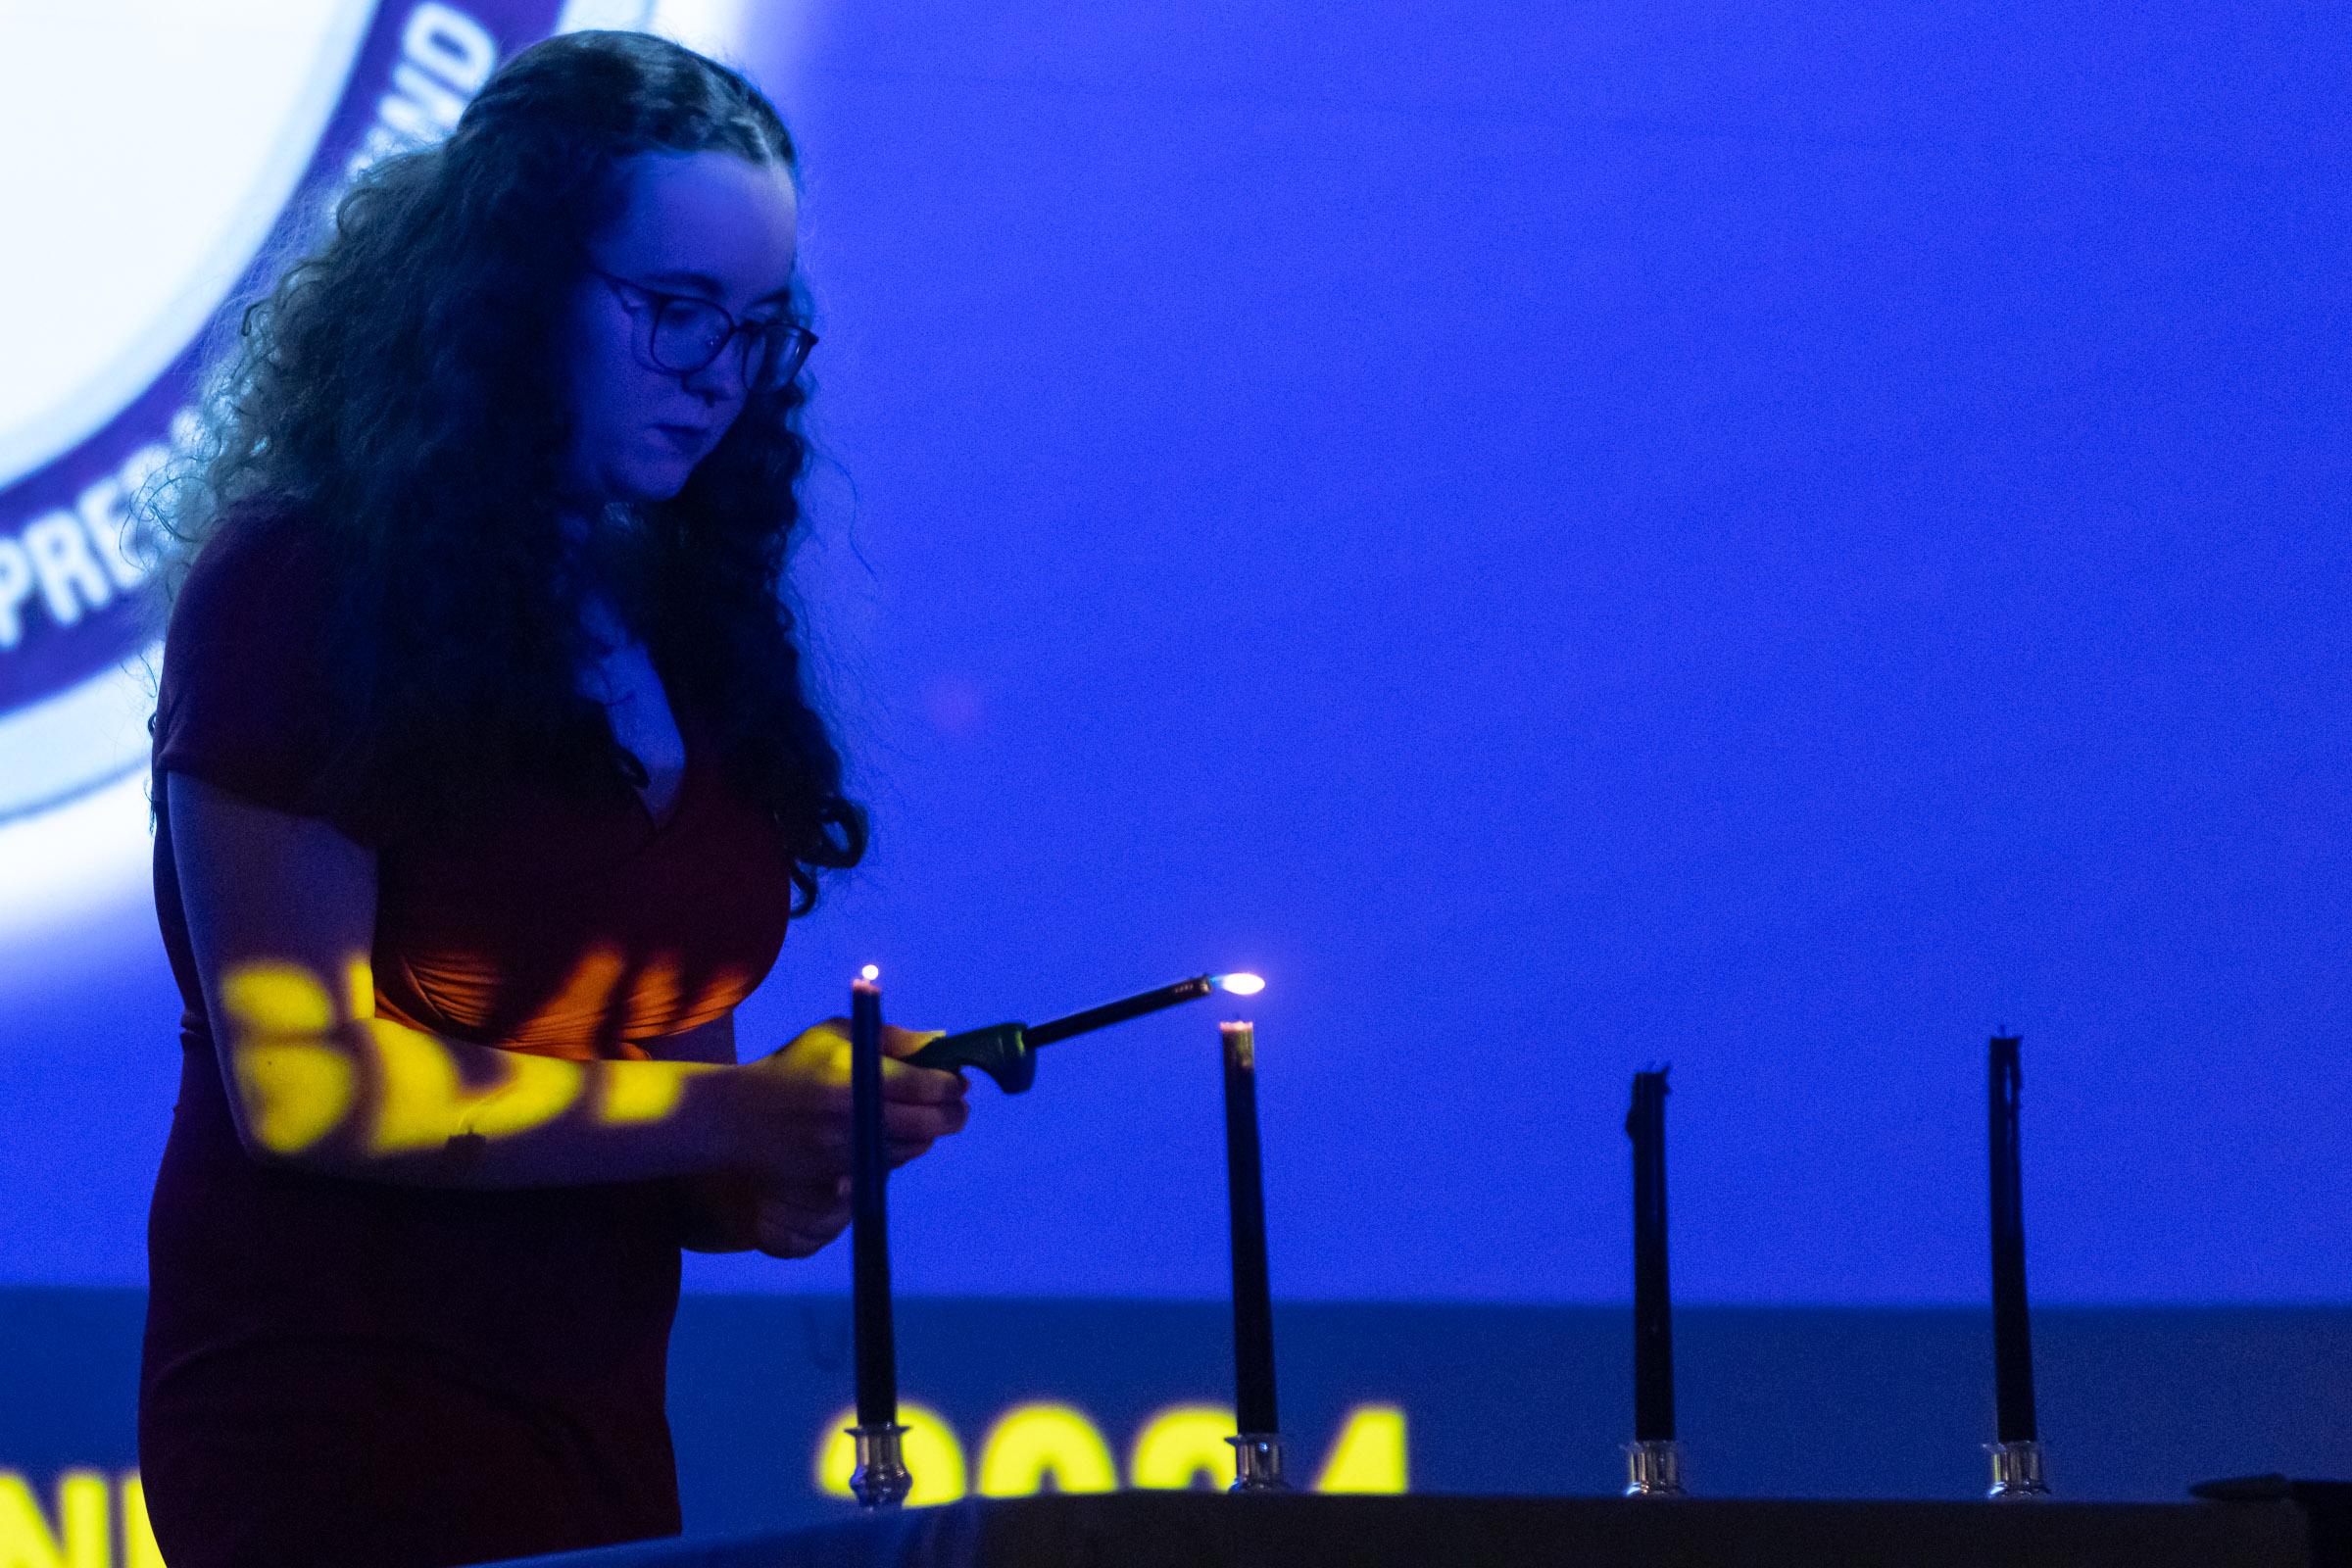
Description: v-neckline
625,717,693,837
579,586,688,837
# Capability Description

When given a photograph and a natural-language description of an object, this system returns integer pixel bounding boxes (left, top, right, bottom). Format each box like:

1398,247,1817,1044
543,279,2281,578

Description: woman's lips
655,423,712,455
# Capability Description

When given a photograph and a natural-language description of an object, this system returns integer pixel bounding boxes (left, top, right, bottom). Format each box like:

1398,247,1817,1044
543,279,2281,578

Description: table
489,1492,2317,1568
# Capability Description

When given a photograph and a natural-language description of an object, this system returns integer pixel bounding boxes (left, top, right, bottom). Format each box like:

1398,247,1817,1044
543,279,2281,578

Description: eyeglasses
589,268,817,393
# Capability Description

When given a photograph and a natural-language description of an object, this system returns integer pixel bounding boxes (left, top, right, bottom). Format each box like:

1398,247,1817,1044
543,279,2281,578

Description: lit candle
1627,1069,1675,1447
850,973,897,1429
1987,1032,2044,1496
1221,1019,1283,1481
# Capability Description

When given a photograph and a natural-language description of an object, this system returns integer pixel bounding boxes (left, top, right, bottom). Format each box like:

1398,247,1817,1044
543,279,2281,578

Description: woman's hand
723,1018,971,1190
748,1176,852,1258
688,1025,968,1255
678,1170,853,1257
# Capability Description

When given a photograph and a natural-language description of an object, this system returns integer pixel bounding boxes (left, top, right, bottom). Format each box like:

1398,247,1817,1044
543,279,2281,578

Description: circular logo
0,0,590,823
0,1,779,941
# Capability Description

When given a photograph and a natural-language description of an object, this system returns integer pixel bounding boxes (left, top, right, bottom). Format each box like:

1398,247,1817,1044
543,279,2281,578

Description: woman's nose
681,338,750,402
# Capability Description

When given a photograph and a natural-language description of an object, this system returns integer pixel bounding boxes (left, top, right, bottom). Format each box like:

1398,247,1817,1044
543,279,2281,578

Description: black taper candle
851,977,898,1429
1988,1034,2035,1445
1221,1020,1279,1436
1628,1068,1675,1444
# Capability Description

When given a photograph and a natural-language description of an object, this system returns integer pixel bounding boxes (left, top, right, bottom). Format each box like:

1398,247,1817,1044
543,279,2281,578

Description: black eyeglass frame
588,267,817,392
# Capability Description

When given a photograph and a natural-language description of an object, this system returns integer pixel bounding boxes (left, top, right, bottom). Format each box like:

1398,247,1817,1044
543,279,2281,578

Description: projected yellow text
977,1404,1118,1495
814,1400,1407,1503
217,957,718,1161
0,1470,161,1568
1128,1404,1237,1490
0,1404,1406,1566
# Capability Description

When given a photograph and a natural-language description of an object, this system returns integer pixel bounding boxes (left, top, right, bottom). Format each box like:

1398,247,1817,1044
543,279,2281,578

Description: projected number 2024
0,1409,1401,1564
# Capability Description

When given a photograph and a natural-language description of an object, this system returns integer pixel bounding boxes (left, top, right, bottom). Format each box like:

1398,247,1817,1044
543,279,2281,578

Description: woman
138,30,968,1568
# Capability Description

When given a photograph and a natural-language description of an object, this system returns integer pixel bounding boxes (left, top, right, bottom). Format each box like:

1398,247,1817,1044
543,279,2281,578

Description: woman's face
559,149,800,509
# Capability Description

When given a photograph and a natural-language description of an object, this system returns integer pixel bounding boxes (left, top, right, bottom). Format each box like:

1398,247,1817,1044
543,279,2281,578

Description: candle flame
1212,973,1265,996
859,964,880,982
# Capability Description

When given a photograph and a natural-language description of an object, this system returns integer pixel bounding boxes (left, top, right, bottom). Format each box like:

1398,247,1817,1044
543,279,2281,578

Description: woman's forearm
677,1169,762,1251
169,773,777,1190
220,958,743,1188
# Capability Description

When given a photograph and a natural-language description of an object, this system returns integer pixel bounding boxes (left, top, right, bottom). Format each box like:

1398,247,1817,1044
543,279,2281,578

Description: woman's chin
624,472,694,504
579,460,696,508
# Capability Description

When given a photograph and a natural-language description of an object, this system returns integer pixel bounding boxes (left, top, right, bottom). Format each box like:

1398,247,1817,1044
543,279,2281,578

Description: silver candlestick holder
1624,1439,1686,1496
1987,1439,2048,1499
849,1422,911,1509
1226,1433,1290,1493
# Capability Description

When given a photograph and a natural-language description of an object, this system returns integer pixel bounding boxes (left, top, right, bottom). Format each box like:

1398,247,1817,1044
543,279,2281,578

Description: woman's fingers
742,1094,960,1156
882,1055,967,1102
729,1018,972,1188
882,1096,966,1141
881,1024,945,1059
760,1188,844,1226
753,1184,852,1258
789,1020,937,1061
731,1090,961,1180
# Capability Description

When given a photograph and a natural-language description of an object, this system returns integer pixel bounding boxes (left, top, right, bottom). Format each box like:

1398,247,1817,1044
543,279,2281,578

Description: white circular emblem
0,0,760,928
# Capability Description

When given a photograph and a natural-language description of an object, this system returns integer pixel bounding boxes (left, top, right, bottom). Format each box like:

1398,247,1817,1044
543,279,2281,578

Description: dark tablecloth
489,1493,2314,1568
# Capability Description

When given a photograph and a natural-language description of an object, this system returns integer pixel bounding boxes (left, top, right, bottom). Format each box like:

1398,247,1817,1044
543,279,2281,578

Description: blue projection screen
3,0,2349,1545
1,0,2348,1300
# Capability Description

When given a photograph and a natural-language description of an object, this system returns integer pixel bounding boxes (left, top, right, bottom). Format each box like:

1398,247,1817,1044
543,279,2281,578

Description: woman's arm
170,771,967,1191
658,1015,768,1252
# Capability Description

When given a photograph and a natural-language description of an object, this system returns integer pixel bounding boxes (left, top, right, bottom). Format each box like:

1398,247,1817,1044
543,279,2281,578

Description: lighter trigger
906,1021,1037,1094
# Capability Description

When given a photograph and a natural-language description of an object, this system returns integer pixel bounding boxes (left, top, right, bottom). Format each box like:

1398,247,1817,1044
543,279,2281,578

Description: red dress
139,506,798,1567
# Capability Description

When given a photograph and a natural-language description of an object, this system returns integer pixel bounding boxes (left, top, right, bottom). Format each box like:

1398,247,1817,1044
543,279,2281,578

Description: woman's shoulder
155,498,354,819
178,496,327,594
160,497,342,719
169,499,337,647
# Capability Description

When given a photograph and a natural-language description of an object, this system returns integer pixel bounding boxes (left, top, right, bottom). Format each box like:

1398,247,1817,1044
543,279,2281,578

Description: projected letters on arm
219,957,718,1162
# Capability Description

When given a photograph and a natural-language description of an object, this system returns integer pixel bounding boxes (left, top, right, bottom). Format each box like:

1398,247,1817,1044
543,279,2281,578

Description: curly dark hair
158,29,863,913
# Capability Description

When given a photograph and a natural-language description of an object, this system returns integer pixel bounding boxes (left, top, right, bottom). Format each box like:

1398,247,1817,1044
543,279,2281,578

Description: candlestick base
849,1423,912,1509
1986,1439,2049,1499
1624,1439,1687,1496
1226,1433,1291,1493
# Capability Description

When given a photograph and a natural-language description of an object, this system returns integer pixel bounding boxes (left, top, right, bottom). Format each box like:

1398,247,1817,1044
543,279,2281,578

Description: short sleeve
154,506,341,820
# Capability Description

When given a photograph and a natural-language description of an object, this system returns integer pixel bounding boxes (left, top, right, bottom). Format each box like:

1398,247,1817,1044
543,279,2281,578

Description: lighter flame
859,964,880,982
1212,973,1265,996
